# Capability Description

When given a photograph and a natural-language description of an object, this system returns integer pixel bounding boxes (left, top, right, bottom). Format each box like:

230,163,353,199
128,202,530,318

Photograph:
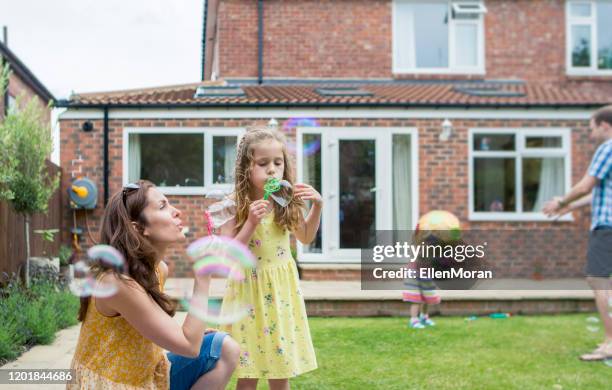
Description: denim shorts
586,227,612,277
167,331,228,390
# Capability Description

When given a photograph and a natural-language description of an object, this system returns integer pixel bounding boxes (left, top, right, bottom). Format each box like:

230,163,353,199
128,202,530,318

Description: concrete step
165,278,596,316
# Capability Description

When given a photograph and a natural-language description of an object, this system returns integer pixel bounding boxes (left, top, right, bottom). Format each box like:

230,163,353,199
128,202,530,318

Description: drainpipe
201,0,208,81
257,0,263,84
103,106,109,205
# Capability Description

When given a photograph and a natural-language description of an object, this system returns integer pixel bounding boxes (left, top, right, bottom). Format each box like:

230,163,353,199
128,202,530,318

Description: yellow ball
416,210,461,243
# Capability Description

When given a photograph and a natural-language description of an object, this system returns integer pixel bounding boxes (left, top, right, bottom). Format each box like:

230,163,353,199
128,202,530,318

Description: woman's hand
247,199,271,225
294,183,322,206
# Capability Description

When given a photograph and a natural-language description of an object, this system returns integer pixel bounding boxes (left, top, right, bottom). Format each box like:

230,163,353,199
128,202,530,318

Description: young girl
68,180,239,390
403,234,441,329
402,280,440,329
217,126,322,390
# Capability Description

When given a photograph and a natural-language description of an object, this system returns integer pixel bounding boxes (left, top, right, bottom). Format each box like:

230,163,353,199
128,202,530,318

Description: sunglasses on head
122,182,140,207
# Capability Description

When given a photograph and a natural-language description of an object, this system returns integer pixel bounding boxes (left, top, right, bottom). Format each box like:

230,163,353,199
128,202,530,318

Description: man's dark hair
592,105,612,126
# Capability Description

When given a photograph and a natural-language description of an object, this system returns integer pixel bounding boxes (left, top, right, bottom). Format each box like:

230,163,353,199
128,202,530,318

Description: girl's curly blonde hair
233,125,305,233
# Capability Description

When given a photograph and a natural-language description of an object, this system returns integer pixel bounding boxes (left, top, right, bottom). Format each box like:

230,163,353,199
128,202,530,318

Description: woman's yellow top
67,265,170,389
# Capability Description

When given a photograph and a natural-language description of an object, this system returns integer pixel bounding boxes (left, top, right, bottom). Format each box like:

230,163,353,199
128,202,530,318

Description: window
7,94,16,113
469,129,571,221
567,0,612,75
124,128,242,195
393,0,486,74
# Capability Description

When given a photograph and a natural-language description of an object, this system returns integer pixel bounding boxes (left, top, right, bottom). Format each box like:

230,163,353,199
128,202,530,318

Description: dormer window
393,0,486,74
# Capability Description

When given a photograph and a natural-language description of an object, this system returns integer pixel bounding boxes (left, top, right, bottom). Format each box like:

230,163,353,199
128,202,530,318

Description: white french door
329,130,387,259
297,127,418,263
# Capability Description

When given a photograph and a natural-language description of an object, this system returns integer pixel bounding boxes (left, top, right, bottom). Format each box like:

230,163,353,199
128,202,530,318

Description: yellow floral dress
67,266,170,389
221,212,317,379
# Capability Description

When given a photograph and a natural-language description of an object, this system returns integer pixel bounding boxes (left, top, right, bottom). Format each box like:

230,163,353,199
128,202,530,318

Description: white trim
393,0,486,74
468,128,573,221
296,129,327,262
296,127,419,263
122,127,243,196
59,108,596,120
566,0,612,76
452,1,487,15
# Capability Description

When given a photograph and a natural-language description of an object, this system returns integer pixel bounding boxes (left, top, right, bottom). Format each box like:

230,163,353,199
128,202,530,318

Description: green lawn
228,314,610,390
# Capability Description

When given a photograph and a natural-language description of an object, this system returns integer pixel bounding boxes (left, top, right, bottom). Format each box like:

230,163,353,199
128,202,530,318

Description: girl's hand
247,199,271,225
294,183,322,205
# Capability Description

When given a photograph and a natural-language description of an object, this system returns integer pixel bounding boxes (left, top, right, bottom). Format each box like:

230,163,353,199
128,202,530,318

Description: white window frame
566,0,612,76
393,0,486,74
468,128,573,221
7,94,16,112
122,127,243,195
296,127,419,263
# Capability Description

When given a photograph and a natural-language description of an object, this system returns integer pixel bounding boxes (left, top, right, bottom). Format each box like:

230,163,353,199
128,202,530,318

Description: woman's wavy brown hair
77,179,176,321
233,126,305,233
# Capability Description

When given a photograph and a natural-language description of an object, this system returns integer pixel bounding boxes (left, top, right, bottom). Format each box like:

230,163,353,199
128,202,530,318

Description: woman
68,180,239,390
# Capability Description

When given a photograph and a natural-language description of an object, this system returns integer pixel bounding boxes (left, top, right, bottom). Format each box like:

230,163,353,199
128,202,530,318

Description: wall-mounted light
439,119,453,141
268,118,279,130
81,121,93,132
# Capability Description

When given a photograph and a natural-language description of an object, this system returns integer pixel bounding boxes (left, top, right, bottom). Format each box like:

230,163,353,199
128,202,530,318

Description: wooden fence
0,161,63,278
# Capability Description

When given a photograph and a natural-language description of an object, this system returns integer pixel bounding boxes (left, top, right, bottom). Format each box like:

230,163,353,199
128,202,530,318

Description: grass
0,274,80,365
228,315,611,390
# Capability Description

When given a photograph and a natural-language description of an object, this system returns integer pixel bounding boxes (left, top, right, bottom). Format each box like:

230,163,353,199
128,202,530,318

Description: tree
0,63,59,286
0,63,17,200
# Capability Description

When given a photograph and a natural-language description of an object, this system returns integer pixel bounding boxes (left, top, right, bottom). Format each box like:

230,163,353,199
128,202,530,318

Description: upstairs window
393,0,486,74
567,0,612,75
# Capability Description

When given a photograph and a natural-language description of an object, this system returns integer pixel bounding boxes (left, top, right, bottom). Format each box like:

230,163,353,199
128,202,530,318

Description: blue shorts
167,331,228,390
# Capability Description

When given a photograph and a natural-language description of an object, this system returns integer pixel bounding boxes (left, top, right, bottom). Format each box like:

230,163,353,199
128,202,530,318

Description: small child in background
402,276,440,329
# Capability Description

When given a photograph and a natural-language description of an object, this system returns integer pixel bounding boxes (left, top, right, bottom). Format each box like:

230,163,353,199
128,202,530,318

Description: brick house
0,40,54,122
57,0,611,279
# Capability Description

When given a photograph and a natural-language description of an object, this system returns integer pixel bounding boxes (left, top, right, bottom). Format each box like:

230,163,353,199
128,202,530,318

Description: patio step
165,278,596,316
298,263,361,281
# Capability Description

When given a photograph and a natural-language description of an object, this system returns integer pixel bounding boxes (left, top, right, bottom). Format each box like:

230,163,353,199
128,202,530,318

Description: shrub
0,272,79,364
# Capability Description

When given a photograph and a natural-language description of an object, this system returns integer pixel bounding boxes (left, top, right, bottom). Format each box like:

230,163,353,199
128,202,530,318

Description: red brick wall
1,71,51,123
59,115,595,279
216,0,612,84
218,0,391,79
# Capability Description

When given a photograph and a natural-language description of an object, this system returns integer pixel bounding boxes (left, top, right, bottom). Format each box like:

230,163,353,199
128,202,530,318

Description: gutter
54,100,604,110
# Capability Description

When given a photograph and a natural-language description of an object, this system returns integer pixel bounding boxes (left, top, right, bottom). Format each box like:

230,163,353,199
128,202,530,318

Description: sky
0,0,203,99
